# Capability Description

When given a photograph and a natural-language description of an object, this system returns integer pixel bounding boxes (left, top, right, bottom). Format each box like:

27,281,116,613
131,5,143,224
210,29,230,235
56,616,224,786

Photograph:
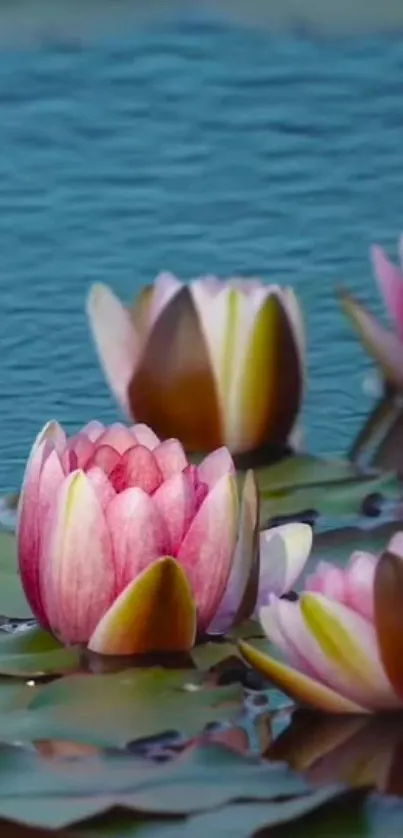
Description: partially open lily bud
87,274,305,456
239,532,403,713
17,420,261,655
339,238,403,392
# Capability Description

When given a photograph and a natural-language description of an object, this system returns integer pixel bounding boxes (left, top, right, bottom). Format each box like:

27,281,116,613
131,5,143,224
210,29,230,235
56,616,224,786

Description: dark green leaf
73,786,354,837
0,532,32,619
0,626,80,677
0,669,243,747
0,742,310,829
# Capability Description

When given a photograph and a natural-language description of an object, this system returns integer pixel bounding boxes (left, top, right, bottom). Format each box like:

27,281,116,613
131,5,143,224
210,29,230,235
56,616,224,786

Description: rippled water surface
0,21,403,490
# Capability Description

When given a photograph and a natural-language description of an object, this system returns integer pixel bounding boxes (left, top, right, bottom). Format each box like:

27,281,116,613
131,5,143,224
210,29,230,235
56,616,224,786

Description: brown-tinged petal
268,712,368,771
374,548,403,700
238,641,367,714
238,291,302,450
339,288,403,389
348,390,400,466
88,557,197,655
128,285,222,452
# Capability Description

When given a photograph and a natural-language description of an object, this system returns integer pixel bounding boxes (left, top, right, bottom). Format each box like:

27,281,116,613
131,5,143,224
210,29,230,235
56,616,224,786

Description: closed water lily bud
17,420,261,655
87,274,305,455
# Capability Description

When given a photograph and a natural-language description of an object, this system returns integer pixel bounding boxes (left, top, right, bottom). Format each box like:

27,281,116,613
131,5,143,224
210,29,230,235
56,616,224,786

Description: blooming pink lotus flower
239,532,403,713
340,239,403,390
17,420,312,656
86,274,305,456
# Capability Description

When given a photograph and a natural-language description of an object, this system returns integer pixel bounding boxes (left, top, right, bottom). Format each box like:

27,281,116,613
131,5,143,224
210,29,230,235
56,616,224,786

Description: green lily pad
0,668,244,748
72,786,354,838
259,468,400,526
0,626,80,677
0,531,32,620
256,455,359,492
0,742,311,830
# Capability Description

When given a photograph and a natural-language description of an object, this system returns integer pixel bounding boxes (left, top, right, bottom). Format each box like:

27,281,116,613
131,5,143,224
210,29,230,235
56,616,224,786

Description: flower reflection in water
267,710,403,798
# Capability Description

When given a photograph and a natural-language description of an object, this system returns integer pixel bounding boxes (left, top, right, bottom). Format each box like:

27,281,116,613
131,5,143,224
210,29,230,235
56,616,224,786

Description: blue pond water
0,20,403,491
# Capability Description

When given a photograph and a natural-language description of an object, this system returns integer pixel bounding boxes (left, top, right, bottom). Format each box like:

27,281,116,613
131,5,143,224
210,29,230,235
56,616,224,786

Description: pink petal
339,290,403,389
105,487,167,592
153,439,188,480
85,444,121,476
42,471,116,645
17,438,55,627
61,449,78,473
64,433,95,470
81,420,105,442
305,565,347,601
345,551,376,620
109,445,163,494
86,467,116,510
38,449,65,525
130,423,160,450
87,283,139,416
371,245,403,342
96,423,138,455
183,465,209,508
153,471,198,555
177,474,238,632
197,447,235,490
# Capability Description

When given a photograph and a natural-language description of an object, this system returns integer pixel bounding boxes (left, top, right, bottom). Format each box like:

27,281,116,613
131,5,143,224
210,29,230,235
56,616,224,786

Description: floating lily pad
0,626,80,678
0,531,32,620
0,669,244,748
0,741,313,830
258,458,400,527
73,786,354,838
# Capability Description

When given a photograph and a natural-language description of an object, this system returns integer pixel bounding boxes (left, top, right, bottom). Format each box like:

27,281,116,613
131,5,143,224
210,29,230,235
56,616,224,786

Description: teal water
1,21,403,490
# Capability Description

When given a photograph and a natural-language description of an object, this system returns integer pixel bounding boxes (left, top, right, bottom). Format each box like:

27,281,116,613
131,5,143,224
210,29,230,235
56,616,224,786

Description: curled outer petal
128,285,223,452
208,469,259,634
17,420,66,626
238,640,367,714
257,522,312,607
87,284,140,416
88,557,197,655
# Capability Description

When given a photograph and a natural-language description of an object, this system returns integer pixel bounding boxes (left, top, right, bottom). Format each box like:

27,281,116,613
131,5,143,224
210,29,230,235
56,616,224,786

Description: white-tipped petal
87,283,139,416
257,523,313,605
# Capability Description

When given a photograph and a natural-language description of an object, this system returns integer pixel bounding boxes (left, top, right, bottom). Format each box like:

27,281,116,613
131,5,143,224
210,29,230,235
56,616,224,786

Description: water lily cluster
15,248,403,716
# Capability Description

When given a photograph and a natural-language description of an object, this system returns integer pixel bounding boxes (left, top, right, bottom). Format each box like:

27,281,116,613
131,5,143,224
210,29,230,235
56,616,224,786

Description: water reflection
268,710,403,797
349,388,403,477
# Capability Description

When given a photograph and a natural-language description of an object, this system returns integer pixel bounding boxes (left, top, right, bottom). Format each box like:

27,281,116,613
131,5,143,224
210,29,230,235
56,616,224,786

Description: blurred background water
0,11,403,491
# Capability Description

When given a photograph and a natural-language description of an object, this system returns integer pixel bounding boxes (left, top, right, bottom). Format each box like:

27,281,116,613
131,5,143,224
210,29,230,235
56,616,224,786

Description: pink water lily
239,532,403,713
86,274,305,455
17,419,311,656
17,419,260,654
340,238,403,390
